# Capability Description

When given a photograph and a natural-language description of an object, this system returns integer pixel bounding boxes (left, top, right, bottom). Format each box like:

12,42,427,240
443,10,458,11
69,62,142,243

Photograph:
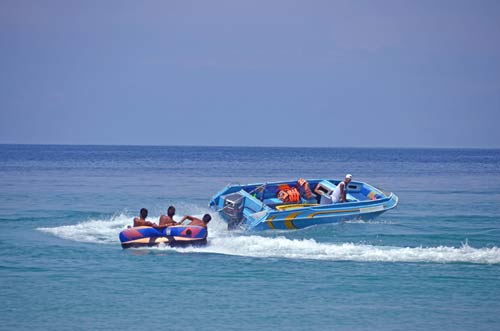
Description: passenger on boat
179,214,212,228
330,174,352,203
133,208,158,227
297,178,313,200
159,205,178,227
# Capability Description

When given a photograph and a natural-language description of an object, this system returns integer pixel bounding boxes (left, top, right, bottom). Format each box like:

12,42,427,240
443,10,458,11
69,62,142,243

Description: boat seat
360,186,383,200
263,197,284,208
346,193,359,202
319,192,359,204
301,197,318,204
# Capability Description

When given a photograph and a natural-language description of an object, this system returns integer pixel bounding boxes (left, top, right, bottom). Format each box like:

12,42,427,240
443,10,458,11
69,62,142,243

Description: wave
201,236,500,264
38,214,128,245
37,214,500,265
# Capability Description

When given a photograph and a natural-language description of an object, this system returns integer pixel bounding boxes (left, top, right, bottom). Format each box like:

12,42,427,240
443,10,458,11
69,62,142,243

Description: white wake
38,214,500,265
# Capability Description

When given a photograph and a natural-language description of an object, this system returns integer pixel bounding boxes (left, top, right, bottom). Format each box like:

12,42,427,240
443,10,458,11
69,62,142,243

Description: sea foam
38,214,500,265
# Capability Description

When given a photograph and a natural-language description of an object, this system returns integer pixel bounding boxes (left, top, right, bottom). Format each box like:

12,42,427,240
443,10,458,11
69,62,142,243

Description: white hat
345,174,352,179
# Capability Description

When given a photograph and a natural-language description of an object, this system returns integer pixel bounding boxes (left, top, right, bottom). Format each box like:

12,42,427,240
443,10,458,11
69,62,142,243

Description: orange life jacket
277,187,301,203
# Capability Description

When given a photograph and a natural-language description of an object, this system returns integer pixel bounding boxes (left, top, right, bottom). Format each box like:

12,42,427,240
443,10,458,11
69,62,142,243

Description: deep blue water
1,145,499,331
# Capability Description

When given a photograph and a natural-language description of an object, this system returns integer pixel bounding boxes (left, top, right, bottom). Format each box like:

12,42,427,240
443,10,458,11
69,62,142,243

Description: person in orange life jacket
133,208,158,227
159,205,178,227
178,214,212,228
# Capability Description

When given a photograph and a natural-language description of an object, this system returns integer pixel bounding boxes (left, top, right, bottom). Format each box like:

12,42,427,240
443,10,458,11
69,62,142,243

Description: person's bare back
133,208,156,227
159,206,177,227
133,217,155,227
179,214,212,228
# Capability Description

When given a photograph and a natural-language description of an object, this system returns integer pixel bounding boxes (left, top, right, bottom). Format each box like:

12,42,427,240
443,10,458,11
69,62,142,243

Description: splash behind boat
119,225,207,248
209,178,398,231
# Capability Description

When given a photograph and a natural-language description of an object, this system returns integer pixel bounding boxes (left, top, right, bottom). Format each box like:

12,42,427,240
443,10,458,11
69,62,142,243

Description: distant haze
1,0,499,148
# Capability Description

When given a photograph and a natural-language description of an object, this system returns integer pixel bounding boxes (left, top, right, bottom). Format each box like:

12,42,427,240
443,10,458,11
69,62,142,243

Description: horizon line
0,142,499,151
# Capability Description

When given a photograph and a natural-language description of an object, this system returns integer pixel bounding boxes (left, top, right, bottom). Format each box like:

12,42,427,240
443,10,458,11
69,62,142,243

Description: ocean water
0,145,499,331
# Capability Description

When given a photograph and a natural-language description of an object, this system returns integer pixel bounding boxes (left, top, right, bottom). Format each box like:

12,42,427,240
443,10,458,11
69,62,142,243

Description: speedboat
209,178,398,231
119,225,207,248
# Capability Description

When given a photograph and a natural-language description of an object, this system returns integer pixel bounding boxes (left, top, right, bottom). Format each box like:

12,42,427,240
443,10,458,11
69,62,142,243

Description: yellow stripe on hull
284,212,302,229
267,215,277,229
276,203,318,211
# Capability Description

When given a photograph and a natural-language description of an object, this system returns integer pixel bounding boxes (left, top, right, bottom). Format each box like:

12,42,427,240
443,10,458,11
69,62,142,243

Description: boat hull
252,193,398,230
119,225,207,248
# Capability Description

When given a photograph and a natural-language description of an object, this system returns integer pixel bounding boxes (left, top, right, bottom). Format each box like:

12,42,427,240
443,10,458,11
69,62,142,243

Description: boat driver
331,174,352,203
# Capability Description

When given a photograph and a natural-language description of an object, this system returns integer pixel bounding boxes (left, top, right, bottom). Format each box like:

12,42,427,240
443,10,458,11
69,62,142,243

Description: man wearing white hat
331,174,352,203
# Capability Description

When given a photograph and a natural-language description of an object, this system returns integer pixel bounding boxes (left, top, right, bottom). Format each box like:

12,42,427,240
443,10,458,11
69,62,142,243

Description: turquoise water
1,145,499,330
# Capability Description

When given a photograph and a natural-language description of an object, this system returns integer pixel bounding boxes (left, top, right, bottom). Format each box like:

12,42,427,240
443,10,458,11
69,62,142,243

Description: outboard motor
221,192,245,229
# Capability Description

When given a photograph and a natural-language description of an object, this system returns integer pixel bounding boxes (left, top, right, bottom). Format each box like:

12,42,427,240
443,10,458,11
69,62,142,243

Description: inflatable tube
119,225,207,248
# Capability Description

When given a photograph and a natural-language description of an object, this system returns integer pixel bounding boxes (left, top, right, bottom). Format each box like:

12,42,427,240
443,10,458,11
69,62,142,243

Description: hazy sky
1,0,499,148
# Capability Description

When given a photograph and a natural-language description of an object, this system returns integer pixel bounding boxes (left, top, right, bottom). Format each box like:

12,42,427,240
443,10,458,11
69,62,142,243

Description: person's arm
303,181,312,199
160,216,178,227
179,215,194,224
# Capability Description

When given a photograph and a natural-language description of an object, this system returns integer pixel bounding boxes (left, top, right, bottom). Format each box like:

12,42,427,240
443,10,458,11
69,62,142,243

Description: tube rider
133,208,158,227
178,214,212,228
159,206,178,227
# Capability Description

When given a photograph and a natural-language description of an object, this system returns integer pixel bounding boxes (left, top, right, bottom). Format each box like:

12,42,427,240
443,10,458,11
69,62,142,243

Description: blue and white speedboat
209,178,398,231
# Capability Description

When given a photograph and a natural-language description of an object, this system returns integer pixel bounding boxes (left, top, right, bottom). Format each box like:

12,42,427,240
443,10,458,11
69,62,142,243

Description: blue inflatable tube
119,225,207,248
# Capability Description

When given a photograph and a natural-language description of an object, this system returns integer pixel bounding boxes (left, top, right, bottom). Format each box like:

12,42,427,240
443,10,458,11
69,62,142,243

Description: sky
1,0,499,148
